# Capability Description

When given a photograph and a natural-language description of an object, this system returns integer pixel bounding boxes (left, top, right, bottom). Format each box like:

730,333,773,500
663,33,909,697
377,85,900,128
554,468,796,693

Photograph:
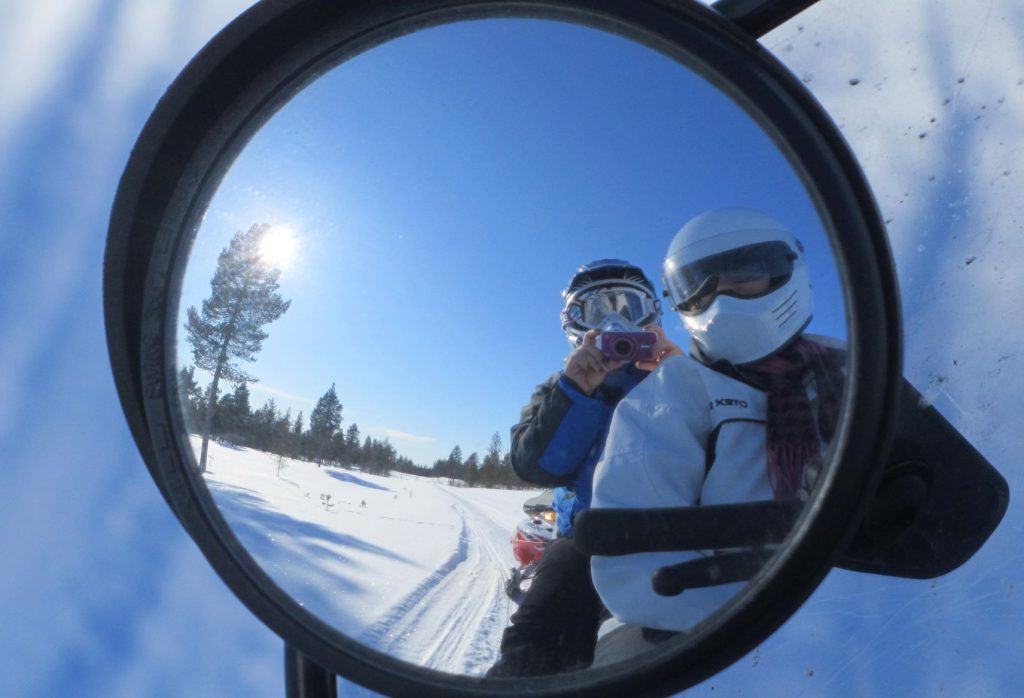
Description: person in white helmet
588,208,845,664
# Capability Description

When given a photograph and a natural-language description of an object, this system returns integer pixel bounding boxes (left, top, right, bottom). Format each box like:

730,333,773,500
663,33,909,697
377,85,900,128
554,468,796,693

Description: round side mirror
104,1,903,695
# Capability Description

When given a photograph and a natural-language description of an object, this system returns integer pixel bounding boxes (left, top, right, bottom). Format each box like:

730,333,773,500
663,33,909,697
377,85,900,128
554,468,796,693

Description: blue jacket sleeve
509,371,613,487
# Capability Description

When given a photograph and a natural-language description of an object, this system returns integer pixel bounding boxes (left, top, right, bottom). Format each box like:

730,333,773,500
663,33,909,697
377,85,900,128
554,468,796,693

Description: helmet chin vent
773,289,800,327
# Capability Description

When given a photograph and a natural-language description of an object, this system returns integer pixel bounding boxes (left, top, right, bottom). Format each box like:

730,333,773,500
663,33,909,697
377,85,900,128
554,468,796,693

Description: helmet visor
568,287,659,328
666,241,797,315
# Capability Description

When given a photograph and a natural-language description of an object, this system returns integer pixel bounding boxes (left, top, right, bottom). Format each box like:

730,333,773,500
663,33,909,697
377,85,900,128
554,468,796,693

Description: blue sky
179,17,844,465
2,1,1022,696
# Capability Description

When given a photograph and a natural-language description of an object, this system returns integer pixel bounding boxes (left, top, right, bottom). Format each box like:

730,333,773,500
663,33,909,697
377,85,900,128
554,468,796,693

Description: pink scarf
745,337,844,499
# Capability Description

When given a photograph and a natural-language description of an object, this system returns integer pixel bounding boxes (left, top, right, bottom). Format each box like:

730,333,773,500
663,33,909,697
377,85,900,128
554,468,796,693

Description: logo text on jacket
708,398,749,410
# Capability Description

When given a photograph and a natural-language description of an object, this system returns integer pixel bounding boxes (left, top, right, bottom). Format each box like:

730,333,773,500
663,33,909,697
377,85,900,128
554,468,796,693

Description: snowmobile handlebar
651,548,778,596
573,498,803,556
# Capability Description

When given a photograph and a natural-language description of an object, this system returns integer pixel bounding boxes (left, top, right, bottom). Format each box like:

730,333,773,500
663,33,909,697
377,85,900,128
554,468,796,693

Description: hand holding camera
634,324,684,372
594,316,657,363
564,330,624,395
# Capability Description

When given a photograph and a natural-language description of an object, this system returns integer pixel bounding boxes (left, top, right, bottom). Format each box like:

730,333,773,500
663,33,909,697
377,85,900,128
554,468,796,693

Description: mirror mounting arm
711,0,823,37
285,644,337,698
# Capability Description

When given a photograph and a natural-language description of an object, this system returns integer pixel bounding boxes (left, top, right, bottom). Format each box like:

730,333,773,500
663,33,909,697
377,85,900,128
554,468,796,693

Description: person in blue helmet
487,259,666,677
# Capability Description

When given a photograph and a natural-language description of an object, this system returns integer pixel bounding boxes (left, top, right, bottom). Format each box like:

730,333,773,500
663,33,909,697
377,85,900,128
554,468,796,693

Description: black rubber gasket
104,1,902,696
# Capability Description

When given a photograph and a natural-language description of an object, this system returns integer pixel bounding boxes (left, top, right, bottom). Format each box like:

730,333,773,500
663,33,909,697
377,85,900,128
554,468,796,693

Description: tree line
178,372,414,475
178,367,526,486
429,434,525,489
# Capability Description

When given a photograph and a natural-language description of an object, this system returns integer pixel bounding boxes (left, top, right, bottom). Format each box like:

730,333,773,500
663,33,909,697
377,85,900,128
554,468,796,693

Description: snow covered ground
198,437,540,675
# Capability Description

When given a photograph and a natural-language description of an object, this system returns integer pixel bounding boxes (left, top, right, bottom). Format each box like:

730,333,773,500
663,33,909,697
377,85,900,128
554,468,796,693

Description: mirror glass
173,17,848,677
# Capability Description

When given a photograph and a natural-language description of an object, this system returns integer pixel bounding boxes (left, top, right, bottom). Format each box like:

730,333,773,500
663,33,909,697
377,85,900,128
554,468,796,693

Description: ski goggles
565,285,660,329
666,240,797,314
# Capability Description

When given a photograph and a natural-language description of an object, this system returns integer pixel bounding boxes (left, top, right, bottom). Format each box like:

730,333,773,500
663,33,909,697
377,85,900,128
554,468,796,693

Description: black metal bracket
286,644,337,698
711,0,822,37
574,499,803,556
652,549,778,596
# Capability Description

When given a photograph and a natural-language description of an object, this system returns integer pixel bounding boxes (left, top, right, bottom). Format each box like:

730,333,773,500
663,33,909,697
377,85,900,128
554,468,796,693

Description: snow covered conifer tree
185,223,291,472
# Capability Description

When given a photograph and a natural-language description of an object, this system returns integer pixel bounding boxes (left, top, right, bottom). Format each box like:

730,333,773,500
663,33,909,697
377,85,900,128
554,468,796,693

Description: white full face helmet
663,208,813,365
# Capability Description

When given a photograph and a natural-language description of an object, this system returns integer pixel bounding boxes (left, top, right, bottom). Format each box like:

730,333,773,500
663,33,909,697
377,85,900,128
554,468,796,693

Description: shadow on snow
205,480,415,626
325,469,393,492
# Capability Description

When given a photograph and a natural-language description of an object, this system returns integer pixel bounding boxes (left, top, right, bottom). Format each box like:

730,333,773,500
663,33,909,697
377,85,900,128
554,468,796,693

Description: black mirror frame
103,1,903,696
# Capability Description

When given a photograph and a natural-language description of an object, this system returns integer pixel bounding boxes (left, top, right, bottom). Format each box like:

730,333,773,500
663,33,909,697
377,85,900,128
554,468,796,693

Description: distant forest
177,367,528,488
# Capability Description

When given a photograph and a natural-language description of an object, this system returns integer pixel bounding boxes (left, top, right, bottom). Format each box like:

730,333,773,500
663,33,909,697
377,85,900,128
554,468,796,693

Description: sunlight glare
258,225,299,271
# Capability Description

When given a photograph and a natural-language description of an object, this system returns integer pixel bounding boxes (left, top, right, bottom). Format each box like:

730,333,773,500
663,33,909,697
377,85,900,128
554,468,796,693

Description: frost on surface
691,1,1024,695
762,0,1024,431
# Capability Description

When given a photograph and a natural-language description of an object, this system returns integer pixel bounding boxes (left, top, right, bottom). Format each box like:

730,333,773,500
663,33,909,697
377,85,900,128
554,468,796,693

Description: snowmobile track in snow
357,484,514,674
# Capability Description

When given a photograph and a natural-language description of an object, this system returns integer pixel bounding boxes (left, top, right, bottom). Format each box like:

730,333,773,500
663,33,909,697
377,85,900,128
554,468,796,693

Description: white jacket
589,352,776,632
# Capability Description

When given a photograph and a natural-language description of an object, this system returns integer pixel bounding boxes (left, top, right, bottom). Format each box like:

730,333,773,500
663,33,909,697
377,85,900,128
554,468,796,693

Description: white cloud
0,0,102,155
248,382,316,406
0,0,250,439
373,427,437,444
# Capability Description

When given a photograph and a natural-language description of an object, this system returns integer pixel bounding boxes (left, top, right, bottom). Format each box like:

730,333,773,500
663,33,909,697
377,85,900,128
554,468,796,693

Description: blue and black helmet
560,259,661,347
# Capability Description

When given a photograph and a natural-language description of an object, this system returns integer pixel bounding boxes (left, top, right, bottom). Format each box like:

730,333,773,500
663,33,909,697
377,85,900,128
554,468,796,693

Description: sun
257,225,299,271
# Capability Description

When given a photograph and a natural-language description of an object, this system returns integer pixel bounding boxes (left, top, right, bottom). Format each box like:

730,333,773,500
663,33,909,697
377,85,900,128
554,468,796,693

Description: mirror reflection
174,17,847,677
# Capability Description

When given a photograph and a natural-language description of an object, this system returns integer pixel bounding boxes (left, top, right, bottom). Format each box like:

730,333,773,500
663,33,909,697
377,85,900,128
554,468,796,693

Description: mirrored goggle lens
670,241,796,313
575,288,653,327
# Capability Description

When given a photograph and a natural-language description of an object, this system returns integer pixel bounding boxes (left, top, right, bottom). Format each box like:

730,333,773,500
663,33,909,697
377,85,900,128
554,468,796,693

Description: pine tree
309,383,343,465
185,223,291,472
177,366,204,429
440,445,463,481
291,411,304,458
345,423,361,464
331,430,348,464
500,451,519,488
251,398,278,451
464,452,480,485
379,438,397,476
216,382,252,443
273,408,293,455
362,435,373,468
480,432,504,487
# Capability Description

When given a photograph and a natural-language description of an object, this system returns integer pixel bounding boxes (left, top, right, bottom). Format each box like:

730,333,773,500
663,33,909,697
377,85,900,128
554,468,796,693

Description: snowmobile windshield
666,241,797,315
